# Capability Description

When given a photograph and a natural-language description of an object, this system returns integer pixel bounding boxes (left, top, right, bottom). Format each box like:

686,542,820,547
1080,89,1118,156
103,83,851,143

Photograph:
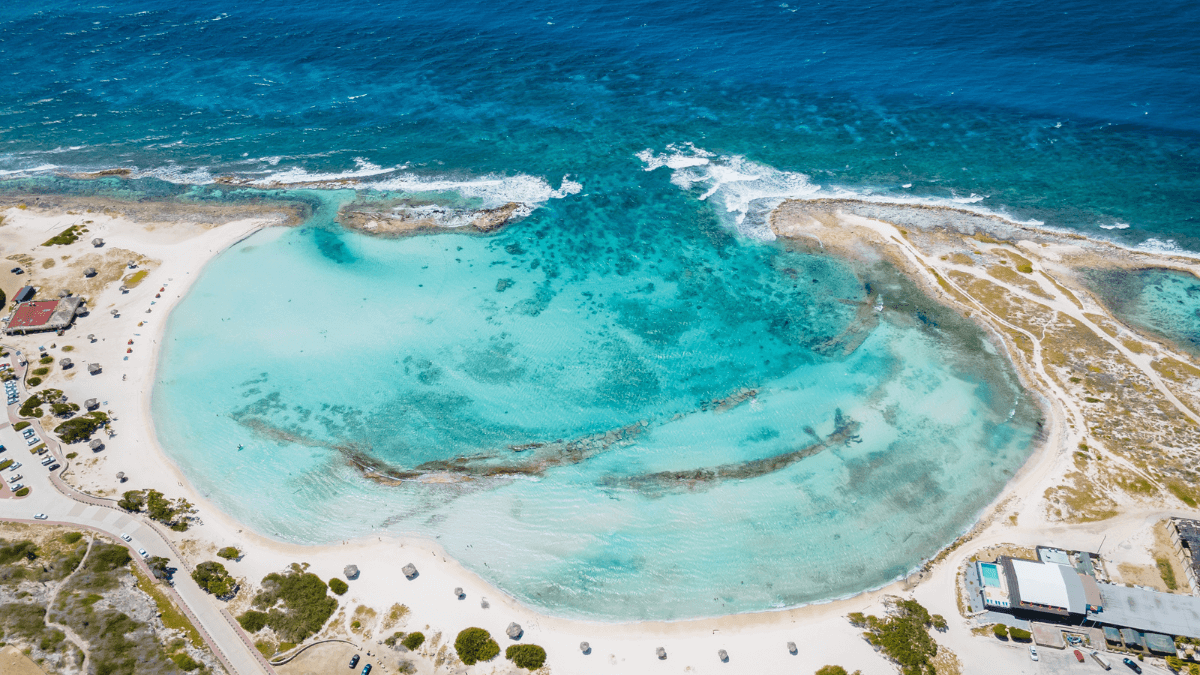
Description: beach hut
718,649,728,662
87,363,101,375
92,238,104,247
454,587,464,599
579,642,590,654
506,623,523,640
84,398,98,410
656,647,667,660
402,563,418,580
89,439,103,451
344,565,360,580
116,472,126,482
83,267,96,277
59,358,72,369
787,642,797,655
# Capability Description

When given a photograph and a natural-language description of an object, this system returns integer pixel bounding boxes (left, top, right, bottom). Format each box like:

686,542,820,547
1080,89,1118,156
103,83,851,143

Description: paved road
0,352,272,675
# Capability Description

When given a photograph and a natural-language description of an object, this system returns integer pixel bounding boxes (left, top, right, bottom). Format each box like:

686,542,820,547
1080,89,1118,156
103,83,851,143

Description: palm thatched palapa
110,308,120,316
119,285,128,293
787,641,797,655
87,334,95,342
87,363,101,374
59,358,72,368
89,439,103,451
116,471,126,482
579,642,590,654
656,647,667,660
84,398,98,410
344,565,359,580
505,623,522,640
92,238,104,247
718,649,728,662
58,289,71,298
402,563,418,580
83,267,96,277
453,587,464,599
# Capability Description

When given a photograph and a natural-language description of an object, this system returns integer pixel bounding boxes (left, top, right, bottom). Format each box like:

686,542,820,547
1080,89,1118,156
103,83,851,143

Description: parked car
6,462,19,471
1029,645,1038,661
33,513,47,520
361,665,371,675
10,484,22,491
7,474,21,483
1122,657,1142,673
121,533,132,542
349,655,360,668
137,549,148,559
47,463,60,471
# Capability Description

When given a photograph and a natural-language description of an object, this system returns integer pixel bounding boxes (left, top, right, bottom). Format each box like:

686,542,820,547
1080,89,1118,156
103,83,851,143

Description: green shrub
854,599,940,674
192,561,235,597
237,610,269,633
66,452,77,459
278,641,297,652
402,632,425,650
250,566,338,643
32,367,49,376
384,631,405,647
993,624,1009,639
39,356,53,365
1166,655,1183,672
1158,558,1179,590
506,644,546,670
61,532,83,544
217,546,240,560
89,544,131,572
0,459,11,471
1017,264,1033,273
328,578,348,595
54,411,108,443
13,421,30,431
1009,627,1031,641
0,540,38,564
42,225,83,246
455,627,499,665
816,668,850,675
61,345,73,352
147,556,172,581
26,377,41,387
14,487,29,497
118,490,146,512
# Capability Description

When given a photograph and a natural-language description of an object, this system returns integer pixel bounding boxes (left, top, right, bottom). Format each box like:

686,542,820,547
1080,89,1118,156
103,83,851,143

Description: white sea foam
1099,222,1131,230
133,164,217,185
370,173,581,209
0,164,57,176
250,157,397,185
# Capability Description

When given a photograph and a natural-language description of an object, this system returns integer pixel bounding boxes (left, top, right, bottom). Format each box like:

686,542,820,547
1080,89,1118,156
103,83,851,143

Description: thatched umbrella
58,289,71,298
718,649,728,662
344,565,360,580
84,398,98,410
402,563,418,580
656,647,667,660
119,285,128,293
110,308,119,316
480,597,490,609
506,623,523,640
88,363,101,375
74,304,87,316
89,439,103,451
116,472,126,482
787,641,797,655
83,267,96,277
454,587,464,599
92,238,104,247
87,334,95,341
579,642,590,654
60,358,72,369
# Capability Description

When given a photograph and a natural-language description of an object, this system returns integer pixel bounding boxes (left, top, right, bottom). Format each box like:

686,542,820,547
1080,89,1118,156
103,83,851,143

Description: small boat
237,444,244,450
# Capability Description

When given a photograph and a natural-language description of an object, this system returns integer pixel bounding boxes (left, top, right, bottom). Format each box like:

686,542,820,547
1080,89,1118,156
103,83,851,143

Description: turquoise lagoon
1084,268,1200,358
153,189,1039,621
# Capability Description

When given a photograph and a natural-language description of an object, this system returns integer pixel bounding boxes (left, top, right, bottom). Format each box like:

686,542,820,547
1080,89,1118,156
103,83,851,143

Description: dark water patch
1081,267,1200,357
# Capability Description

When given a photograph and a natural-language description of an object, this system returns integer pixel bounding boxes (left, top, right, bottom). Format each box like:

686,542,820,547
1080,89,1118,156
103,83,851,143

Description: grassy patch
1157,558,1178,590
42,225,84,247
1169,482,1199,508
250,564,338,643
133,565,204,649
123,269,149,288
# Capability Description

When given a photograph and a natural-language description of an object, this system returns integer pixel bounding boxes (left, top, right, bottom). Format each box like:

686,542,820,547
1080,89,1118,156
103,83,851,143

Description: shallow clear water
1084,268,1200,357
152,190,1037,620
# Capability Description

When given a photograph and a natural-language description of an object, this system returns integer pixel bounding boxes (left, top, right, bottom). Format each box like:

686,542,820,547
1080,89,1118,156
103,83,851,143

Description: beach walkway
0,354,274,675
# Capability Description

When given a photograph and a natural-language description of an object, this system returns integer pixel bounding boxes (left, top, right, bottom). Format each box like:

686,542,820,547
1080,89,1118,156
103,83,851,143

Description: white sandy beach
2,197,1197,675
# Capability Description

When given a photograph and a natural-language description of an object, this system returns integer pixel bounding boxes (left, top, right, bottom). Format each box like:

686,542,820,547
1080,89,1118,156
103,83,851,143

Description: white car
33,513,47,520
120,533,132,542
11,483,23,491
138,548,149,558
1029,645,1038,661
7,462,19,470
7,474,21,483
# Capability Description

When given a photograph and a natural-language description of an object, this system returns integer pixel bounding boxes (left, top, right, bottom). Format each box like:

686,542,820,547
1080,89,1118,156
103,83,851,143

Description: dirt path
44,533,94,675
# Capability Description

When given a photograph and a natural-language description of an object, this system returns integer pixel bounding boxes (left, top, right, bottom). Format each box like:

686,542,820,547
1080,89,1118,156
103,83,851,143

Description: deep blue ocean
4,0,1199,620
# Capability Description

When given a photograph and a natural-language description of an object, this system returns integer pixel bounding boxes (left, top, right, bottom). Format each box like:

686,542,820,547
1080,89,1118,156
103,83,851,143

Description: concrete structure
5,297,83,335
1170,518,1200,595
1088,583,1200,639
1000,557,1101,616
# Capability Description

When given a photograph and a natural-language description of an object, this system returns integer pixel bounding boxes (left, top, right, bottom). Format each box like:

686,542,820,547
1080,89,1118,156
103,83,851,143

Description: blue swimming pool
980,563,1002,587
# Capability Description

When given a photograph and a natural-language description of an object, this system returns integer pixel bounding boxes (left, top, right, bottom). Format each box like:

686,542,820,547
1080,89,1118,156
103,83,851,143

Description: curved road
1,353,273,675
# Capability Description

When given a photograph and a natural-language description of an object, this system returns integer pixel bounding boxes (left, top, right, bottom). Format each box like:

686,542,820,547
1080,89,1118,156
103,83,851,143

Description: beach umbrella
84,399,98,410
787,641,797,655
83,267,96,277
119,285,128,293
86,334,94,341
454,587,464,599
402,563,418,580
656,647,667,660
506,623,523,640
89,439,103,451
110,309,119,316
59,358,72,368
344,565,360,580
718,649,728,662
580,642,590,654
92,238,104,247
480,597,490,609
116,472,125,482
127,260,137,268
88,363,101,374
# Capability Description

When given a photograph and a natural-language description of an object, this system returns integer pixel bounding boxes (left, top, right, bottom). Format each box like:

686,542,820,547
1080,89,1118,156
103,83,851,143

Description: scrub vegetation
454,627,499,665
849,598,942,675
245,564,338,643
118,489,195,531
